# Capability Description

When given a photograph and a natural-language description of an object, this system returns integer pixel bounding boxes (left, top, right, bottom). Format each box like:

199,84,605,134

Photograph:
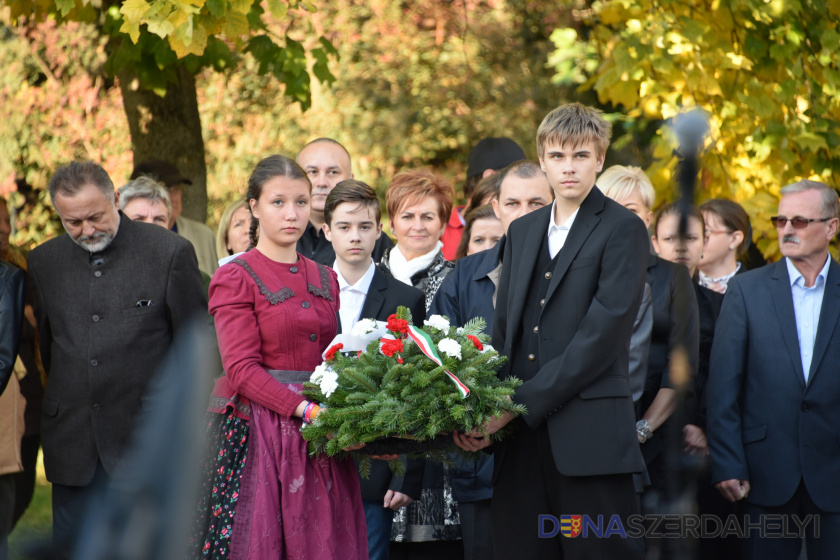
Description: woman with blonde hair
215,198,251,264
598,165,699,516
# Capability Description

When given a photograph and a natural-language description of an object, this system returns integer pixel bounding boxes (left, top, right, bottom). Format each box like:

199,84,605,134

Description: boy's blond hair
536,103,611,158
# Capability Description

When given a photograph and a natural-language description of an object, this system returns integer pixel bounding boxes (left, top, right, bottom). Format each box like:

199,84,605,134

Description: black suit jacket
0,260,24,393
338,266,427,502
29,214,208,486
493,187,647,477
708,258,840,511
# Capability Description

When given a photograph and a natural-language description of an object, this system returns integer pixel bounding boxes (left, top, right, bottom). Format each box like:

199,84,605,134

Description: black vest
509,231,560,382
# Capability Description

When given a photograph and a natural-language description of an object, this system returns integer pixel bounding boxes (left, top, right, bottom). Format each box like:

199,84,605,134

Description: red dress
199,249,368,560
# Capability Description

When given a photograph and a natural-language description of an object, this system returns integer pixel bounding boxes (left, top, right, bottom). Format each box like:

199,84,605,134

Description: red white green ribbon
406,325,470,398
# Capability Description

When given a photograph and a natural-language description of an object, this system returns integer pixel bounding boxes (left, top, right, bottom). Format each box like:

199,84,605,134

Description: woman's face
699,211,737,269
467,216,503,256
652,213,705,276
392,196,445,260
226,206,252,255
250,176,311,251
612,189,652,229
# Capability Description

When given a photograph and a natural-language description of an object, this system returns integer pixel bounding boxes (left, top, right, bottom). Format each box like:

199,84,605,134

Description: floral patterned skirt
190,391,369,560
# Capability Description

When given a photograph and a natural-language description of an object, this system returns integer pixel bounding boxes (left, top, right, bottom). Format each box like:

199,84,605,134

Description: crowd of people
0,101,838,560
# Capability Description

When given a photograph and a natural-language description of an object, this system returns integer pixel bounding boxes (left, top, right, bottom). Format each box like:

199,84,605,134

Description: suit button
528,354,535,361
94,271,102,278
545,272,552,279
540,299,545,306
92,404,101,412
801,403,810,412
92,315,100,322
533,326,539,334
309,334,317,341
290,266,299,273
302,301,310,309
90,359,98,367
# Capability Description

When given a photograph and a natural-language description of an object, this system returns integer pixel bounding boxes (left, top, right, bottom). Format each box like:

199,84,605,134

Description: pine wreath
300,306,526,473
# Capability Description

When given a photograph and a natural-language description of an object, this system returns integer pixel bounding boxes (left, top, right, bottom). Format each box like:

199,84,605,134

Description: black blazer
0,260,24,392
338,266,427,502
29,214,208,486
493,187,647,477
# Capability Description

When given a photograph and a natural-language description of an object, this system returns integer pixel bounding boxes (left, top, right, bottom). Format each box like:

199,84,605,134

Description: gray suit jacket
29,214,207,486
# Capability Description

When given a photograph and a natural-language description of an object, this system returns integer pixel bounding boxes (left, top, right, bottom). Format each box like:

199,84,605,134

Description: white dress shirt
547,202,580,259
787,254,831,382
335,259,377,334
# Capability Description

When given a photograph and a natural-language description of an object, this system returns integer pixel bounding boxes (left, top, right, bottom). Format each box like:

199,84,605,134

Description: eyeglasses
770,216,833,229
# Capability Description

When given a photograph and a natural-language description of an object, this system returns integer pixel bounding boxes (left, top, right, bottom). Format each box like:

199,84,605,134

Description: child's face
539,140,604,207
323,202,382,266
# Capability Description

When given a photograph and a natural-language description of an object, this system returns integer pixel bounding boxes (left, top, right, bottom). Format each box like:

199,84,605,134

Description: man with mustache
708,180,840,559
27,161,207,557
296,138,393,265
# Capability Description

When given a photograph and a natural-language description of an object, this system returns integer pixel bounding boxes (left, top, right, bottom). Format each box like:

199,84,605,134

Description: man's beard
73,231,114,252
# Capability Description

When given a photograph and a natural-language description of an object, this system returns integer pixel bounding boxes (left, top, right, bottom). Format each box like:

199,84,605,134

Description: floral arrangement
300,306,525,469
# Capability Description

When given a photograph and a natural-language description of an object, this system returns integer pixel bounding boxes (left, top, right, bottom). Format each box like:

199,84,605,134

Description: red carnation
325,343,344,361
467,335,483,351
380,338,405,358
387,314,410,336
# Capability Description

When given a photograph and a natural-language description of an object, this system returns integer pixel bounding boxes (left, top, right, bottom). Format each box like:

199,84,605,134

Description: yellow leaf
147,18,175,38
167,8,190,33
229,0,252,14
224,11,249,39
119,18,141,43
120,0,151,24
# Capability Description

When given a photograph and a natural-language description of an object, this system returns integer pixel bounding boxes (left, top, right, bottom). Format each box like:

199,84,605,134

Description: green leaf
795,132,829,153
56,0,75,16
266,0,288,19
207,0,226,19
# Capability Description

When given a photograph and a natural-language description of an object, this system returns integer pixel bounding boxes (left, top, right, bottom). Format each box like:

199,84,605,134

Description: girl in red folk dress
191,155,368,560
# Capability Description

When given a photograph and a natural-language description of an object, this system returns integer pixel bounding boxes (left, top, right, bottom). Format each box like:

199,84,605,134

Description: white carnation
426,315,451,334
437,338,462,360
351,318,378,336
320,370,340,398
310,362,331,384
456,327,465,335
481,344,498,361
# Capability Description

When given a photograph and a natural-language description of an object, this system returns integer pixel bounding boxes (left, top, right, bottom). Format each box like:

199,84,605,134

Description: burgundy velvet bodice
208,249,339,417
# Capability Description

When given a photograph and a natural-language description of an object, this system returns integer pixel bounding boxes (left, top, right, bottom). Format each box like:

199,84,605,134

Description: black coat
0,260,24,392
29,214,208,486
493,187,647,477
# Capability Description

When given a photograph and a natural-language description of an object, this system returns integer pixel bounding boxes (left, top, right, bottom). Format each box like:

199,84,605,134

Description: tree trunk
118,63,208,222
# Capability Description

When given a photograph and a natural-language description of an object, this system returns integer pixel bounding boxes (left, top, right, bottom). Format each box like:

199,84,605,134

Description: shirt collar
786,253,831,288
334,259,377,295
547,201,579,233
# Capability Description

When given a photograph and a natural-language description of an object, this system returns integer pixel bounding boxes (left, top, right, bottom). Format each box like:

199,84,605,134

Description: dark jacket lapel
770,260,806,388
504,208,550,346
359,267,387,321
543,188,602,304
806,258,840,386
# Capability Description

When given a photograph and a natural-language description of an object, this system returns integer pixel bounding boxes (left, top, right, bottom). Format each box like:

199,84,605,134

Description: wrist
636,419,653,443
302,401,321,424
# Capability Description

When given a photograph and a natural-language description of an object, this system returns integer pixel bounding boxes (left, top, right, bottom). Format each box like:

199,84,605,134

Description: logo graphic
560,515,582,538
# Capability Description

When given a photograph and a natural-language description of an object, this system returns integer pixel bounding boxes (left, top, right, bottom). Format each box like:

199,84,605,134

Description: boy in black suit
323,180,425,560
454,104,648,559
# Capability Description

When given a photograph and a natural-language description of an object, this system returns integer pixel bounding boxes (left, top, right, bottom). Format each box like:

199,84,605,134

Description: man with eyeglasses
707,180,840,560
